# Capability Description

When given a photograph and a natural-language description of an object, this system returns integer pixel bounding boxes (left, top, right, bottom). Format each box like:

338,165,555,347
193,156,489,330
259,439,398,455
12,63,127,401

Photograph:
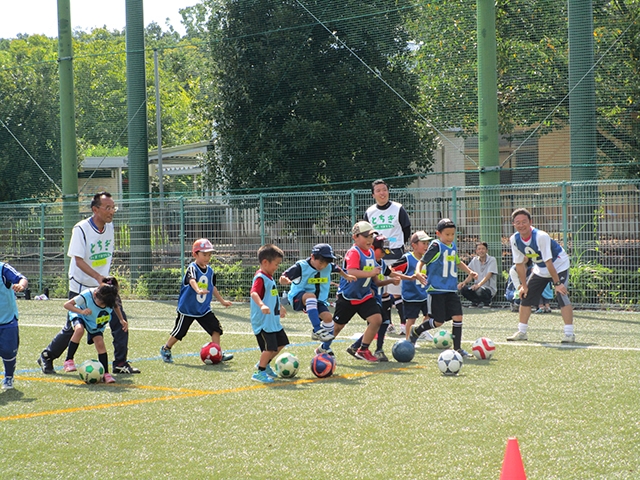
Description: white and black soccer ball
78,359,104,384
471,337,496,360
437,349,463,375
433,330,453,349
274,352,300,378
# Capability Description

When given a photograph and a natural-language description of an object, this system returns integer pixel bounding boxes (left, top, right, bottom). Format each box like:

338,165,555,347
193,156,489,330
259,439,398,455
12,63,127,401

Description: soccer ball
433,330,453,349
471,337,496,360
311,353,336,378
200,342,223,364
274,352,300,378
78,360,104,384
391,340,415,362
437,349,463,375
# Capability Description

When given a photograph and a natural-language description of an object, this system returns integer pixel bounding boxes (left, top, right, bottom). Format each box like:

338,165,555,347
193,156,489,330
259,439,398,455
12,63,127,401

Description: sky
0,0,200,39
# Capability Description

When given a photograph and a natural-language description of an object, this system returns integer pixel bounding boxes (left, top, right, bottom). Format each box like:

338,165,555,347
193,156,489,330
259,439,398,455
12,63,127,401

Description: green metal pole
180,197,185,276
259,194,265,245
57,0,79,272
126,0,152,280
477,0,502,272
350,190,356,225
39,203,45,293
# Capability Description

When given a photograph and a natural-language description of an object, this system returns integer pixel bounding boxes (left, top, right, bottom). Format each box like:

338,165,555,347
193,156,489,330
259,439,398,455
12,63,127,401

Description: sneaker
160,346,173,363
113,362,141,374
103,372,116,384
374,350,389,362
534,307,545,314
221,352,234,362
507,331,528,341
2,377,14,390
354,348,379,362
408,326,420,345
37,351,54,374
256,362,277,378
63,359,76,372
544,307,552,313
315,346,335,357
399,324,406,336
457,348,471,358
311,327,335,342
346,345,359,358
386,324,397,335
561,334,576,343
419,331,433,342
510,303,519,312
252,370,274,383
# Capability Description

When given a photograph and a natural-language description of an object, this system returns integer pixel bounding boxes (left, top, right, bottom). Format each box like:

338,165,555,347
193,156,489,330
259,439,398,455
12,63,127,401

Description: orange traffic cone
500,437,527,480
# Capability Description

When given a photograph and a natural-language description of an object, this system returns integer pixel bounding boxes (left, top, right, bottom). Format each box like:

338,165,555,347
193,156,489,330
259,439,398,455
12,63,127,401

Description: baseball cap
352,221,374,236
410,230,433,244
311,243,337,260
372,234,392,254
192,238,214,254
436,218,456,232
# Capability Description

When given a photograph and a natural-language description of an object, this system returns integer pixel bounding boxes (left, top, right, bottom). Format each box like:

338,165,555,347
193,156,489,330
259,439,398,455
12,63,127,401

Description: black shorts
521,270,571,308
255,329,290,353
430,292,463,323
70,317,104,345
291,292,330,314
332,295,381,325
403,299,430,320
170,311,223,341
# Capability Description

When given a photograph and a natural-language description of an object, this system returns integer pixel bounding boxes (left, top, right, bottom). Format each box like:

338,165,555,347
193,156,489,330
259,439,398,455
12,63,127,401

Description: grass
2,300,640,479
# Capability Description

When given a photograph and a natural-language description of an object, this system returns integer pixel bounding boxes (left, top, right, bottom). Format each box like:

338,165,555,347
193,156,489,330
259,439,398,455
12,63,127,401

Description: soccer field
2,300,640,479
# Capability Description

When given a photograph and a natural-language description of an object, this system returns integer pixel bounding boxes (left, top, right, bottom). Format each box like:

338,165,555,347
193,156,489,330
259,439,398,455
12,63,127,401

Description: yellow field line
1,365,428,422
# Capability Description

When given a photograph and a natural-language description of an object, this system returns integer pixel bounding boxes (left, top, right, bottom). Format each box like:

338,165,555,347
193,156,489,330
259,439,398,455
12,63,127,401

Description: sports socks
518,322,529,334
98,352,109,373
564,324,574,336
66,341,79,361
321,320,334,334
376,322,389,352
306,298,321,330
2,356,16,377
452,321,463,350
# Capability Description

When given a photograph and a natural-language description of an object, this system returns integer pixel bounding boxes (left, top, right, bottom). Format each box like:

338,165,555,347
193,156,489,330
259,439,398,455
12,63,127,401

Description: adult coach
38,192,140,374
364,179,411,334
507,208,575,343
459,242,498,307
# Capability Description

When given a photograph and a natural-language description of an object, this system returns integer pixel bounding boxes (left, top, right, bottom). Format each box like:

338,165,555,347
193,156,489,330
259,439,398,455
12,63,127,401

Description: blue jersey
68,289,113,335
0,262,24,327
250,271,282,334
177,262,215,317
512,228,564,268
337,246,377,303
397,253,428,303
284,259,337,304
421,240,460,294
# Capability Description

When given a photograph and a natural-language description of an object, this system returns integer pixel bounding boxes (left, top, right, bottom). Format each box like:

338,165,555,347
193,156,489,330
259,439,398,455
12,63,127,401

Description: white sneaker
507,331,528,341
419,331,433,342
386,324,397,335
399,325,406,336
311,327,335,342
561,334,575,343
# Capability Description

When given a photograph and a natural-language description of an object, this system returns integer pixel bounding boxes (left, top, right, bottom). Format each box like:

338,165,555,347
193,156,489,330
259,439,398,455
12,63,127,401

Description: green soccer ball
433,330,453,349
78,360,105,384
274,352,300,378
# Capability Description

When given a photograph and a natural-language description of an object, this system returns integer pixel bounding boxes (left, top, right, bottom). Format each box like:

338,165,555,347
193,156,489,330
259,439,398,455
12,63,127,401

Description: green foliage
134,268,181,299
211,258,256,301
570,260,614,305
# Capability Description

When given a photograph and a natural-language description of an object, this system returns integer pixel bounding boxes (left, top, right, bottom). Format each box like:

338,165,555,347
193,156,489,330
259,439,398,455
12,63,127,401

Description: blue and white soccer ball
275,352,300,378
437,349,463,375
78,359,104,384
433,330,453,349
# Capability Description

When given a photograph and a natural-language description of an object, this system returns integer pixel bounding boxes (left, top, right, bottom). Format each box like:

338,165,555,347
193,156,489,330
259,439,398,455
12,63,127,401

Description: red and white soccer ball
471,337,496,360
200,342,223,364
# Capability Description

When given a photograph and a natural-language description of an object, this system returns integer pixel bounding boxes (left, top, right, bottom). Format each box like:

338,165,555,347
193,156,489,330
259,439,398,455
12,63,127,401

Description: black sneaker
113,362,141,374
37,351,54,374
346,345,358,358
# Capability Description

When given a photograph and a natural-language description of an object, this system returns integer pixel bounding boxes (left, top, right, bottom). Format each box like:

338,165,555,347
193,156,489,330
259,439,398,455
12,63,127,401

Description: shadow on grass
0,389,36,405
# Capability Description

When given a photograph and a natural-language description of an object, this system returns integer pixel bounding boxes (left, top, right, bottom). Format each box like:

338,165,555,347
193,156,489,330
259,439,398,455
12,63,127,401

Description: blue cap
311,243,336,260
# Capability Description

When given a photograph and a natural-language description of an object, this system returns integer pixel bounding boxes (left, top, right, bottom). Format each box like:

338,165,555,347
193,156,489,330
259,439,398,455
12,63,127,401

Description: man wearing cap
280,243,356,342
38,191,140,375
459,242,498,307
364,179,412,334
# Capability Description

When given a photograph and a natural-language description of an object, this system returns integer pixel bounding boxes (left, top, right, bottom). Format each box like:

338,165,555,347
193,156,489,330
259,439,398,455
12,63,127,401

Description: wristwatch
553,280,562,286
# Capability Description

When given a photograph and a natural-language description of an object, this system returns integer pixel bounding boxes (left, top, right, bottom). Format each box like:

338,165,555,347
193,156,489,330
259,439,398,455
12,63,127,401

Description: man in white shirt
459,242,498,307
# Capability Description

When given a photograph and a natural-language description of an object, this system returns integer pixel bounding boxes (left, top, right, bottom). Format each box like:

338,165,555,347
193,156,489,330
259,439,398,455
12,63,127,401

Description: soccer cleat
63,360,77,372
456,348,471,358
386,324,397,335
418,331,434,342
2,377,14,390
113,362,141,374
399,324,407,336
408,326,420,345
315,346,335,357
354,348,379,362
103,373,116,383
311,327,335,342
252,370,274,383
346,345,359,358
256,362,277,378
534,307,545,314
374,350,389,362
160,346,173,363
37,351,54,374
561,334,576,343
507,331,528,341
221,352,234,362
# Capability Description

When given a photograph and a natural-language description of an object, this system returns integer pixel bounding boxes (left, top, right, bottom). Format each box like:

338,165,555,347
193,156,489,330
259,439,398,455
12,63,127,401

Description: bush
135,268,181,300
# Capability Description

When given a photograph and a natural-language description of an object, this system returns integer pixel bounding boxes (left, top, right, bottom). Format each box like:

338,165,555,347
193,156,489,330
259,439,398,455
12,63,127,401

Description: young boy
0,262,28,390
250,244,289,383
347,234,400,361
411,219,477,357
279,243,355,342
160,239,234,364
391,231,433,342
63,277,124,383
318,221,382,363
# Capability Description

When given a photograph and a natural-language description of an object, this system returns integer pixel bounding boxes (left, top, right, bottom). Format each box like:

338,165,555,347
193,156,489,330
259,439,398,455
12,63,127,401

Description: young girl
63,277,125,383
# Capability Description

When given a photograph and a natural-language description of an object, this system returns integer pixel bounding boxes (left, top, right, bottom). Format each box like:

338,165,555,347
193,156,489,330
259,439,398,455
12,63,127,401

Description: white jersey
365,201,404,249
68,217,115,292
